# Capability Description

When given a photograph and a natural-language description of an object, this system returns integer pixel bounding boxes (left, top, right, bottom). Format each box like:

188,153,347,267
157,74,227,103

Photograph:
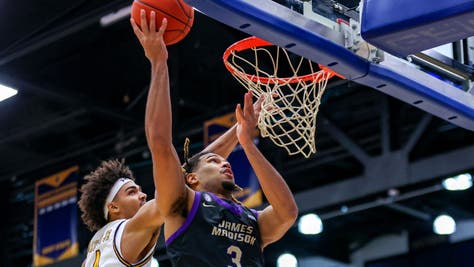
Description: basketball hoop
223,36,344,158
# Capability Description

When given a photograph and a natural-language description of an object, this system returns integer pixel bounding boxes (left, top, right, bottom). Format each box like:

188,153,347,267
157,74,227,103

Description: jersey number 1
227,245,242,267
93,250,101,267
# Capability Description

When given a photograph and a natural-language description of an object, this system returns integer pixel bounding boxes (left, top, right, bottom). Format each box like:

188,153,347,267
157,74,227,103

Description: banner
204,113,262,207
34,166,79,266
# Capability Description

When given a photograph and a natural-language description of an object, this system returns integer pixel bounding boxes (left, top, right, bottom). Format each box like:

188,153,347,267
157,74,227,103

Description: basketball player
79,158,160,267
79,10,255,267
142,12,299,267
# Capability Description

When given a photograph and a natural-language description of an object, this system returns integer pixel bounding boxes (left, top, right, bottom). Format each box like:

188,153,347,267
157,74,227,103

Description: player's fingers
254,94,264,114
149,11,156,32
243,92,254,117
235,104,244,123
158,18,168,36
130,18,143,38
140,9,149,34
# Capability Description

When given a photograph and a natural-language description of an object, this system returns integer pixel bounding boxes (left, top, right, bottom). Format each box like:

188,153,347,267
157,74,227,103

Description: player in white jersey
79,160,162,267
79,11,170,264
83,218,156,267
79,10,168,267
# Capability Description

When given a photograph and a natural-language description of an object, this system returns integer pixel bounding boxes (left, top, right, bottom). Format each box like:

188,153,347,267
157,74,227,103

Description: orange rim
223,36,344,84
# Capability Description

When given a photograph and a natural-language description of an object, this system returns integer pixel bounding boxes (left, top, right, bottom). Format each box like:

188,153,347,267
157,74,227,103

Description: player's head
78,159,147,231
181,139,236,195
182,152,235,193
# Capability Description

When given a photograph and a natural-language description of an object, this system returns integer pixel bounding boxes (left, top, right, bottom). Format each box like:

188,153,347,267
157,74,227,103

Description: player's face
195,153,234,192
114,181,147,219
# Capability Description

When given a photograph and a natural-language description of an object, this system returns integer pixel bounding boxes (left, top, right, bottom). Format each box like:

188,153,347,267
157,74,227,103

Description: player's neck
214,192,232,201
109,212,128,222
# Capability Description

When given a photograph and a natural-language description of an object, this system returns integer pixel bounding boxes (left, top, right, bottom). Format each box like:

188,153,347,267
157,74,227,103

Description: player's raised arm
131,10,190,218
203,95,264,159
121,194,163,262
235,92,298,248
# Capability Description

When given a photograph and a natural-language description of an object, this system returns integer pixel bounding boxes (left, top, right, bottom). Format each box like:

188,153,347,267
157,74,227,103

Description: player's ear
107,202,120,216
185,173,199,188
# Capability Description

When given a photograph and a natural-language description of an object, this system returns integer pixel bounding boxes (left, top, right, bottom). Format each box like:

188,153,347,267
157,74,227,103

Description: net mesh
224,37,338,158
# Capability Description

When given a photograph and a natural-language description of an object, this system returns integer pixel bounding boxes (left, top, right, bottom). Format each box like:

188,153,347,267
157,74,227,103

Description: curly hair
78,159,135,231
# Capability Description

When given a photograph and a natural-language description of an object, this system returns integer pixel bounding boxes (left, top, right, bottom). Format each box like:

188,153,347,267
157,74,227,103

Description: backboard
184,0,474,131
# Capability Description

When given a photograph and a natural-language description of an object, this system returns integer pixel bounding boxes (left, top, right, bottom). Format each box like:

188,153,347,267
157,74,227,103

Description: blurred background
0,0,474,266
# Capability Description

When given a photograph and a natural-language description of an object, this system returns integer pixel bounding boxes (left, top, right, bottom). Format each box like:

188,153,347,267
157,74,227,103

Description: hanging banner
34,166,79,266
204,113,262,207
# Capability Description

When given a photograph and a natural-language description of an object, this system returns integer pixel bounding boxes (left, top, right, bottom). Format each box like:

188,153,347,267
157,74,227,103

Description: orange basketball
131,0,194,45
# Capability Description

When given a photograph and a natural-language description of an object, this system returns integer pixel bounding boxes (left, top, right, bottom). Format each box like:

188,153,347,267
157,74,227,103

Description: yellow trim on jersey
112,221,154,267
93,250,100,267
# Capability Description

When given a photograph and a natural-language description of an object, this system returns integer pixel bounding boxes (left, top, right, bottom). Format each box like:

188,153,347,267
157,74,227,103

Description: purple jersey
166,192,264,267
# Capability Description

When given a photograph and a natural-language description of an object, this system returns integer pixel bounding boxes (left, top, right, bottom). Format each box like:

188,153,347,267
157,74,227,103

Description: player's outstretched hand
235,92,258,146
130,9,168,63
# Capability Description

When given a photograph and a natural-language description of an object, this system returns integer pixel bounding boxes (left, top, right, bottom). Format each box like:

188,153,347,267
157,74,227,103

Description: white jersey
84,219,155,267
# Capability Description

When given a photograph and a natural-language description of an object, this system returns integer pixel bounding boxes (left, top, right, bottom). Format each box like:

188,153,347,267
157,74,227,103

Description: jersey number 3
227,245,242,267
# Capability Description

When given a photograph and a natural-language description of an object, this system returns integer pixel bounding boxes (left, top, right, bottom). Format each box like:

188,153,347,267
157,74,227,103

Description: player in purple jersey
143,11,299,267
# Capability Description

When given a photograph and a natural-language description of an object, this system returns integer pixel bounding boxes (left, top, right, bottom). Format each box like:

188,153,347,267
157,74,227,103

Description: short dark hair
181,151,211,176
182,151,242,203
78,159,135,231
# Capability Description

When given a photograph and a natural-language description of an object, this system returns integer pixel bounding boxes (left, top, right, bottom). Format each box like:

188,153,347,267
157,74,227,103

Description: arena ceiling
0,0,473,266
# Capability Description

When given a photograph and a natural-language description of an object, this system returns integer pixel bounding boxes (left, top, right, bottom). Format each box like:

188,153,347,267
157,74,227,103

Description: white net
224,37,337,158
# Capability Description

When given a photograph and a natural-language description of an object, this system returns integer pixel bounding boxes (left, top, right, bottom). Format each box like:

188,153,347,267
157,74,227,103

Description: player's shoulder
107,218,127,228
201,191,214,203
95,219,127,235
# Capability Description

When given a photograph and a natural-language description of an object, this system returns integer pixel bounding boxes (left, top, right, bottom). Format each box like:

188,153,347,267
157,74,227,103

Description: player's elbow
285,204,298,225
274,201,298,226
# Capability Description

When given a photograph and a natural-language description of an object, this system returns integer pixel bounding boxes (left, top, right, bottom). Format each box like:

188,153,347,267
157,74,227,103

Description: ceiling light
100,5,131,27
433,214,456,235
442,173,472,191
0,84,17,102
298,213,323,235
340,205,348,213
277,253,298,267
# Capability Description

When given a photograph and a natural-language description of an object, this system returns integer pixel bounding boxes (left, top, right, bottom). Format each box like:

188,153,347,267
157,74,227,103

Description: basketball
131,0,194,45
